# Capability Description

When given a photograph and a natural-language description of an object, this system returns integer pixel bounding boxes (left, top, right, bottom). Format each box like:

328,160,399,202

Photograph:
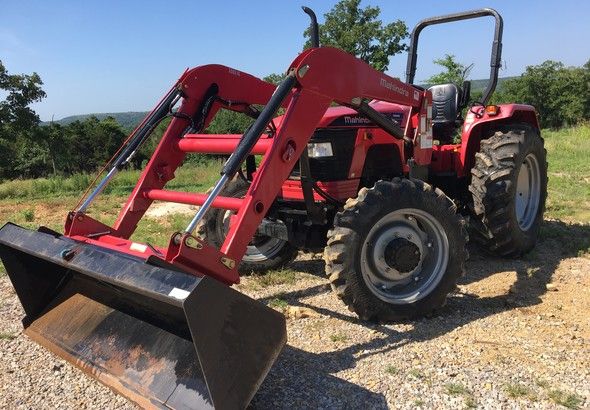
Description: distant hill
470,76,517,93
45,111,148,130
46,76,519,128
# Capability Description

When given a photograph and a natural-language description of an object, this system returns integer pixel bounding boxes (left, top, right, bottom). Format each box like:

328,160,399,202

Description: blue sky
1,1,588,121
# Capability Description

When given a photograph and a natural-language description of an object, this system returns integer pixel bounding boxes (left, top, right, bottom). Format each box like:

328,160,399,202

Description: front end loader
0,6,547,409
0,9,433,409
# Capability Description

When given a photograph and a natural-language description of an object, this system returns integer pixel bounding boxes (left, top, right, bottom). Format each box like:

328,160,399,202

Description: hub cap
515,153,541,231
360,208,449,304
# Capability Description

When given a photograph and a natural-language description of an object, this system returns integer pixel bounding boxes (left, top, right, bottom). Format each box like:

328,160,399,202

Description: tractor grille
291,128,357,182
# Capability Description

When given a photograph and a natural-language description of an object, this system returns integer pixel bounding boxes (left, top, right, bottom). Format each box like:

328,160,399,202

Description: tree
0,61,46,134
303,0,408,72
263,73,287,85
0,60,47,179
425,54,473,86
495,60,590,128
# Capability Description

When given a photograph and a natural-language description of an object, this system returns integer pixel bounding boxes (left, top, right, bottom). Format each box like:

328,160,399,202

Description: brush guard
0,223,285,409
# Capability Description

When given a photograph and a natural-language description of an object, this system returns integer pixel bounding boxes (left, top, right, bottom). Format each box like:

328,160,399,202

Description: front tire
324,179,468,322
469,124,547,256
196,179,298,274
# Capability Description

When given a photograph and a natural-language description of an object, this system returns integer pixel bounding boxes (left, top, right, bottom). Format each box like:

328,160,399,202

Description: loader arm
219,47,431,261
65,47,431,285
0,31,432,410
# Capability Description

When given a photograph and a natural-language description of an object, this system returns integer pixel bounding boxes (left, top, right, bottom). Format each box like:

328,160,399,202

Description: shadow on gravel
253,220,590,409
251,345,389,409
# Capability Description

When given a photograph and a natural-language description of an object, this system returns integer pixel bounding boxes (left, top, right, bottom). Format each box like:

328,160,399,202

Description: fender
458,103,539,176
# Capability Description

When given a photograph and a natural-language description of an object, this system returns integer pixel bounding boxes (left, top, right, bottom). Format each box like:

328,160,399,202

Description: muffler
0,223,286,409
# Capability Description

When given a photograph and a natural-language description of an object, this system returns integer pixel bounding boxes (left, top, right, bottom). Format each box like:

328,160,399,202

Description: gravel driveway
1,220,588,409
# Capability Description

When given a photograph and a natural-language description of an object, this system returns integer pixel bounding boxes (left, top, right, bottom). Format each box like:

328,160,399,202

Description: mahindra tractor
0,7,547,409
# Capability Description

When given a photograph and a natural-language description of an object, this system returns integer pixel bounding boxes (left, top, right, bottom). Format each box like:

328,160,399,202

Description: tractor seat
428,83,461,141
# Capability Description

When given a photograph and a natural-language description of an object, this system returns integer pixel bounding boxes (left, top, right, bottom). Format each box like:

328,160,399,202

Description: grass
548,389,583,409
444,382,477,408
268,298,289,310
408,369,426,380
329,333,348,343
464,395,477,409
535,378,550,389
21,209,34,222
543,124,590,221
445,382,469,396
0,332,16,340
539,220,590,257
0,159,222,201
385,365,400,375
249,268,298,288
504,383,536,400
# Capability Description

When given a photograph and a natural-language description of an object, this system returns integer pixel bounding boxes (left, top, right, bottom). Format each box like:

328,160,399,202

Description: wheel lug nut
414,276,420,282
427,242,433,248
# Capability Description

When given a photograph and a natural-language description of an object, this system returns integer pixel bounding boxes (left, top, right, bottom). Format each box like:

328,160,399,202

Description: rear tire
324,179,468,322
196,179,298,274
469,124,547,256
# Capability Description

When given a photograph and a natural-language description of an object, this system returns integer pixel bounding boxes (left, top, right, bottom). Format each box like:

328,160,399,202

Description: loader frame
67,47,433,285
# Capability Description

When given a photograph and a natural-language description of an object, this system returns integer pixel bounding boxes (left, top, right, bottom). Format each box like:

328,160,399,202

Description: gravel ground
1,220,589,409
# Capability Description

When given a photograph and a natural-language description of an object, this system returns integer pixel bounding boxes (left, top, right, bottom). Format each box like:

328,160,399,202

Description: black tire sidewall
198,178,298,273
502,131,547,250
331,179,467,321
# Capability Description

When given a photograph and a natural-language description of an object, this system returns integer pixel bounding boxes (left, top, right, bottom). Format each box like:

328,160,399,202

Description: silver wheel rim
220,210,286,263
360,208,449,304
515,153,541,231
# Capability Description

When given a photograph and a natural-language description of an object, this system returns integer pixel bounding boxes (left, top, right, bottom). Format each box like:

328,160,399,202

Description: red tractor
199,8,547,321
0,7,547,409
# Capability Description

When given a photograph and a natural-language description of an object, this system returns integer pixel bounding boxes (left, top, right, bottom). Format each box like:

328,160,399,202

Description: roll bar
405,8,503,105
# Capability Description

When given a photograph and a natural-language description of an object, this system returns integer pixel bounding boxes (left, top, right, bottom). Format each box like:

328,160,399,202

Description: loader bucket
0,223,286,409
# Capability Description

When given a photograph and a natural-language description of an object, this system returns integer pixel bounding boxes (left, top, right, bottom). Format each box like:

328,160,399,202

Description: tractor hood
273,100,411,129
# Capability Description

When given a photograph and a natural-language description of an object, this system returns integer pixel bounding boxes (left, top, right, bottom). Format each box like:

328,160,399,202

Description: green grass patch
0,262,5,277
0,332,16,340
21,209,35,222
250,269,298,288
544,124,590,221
444,382,477,408
385,365,400,375
535,378,550,389
445,382,469,396
268,298,289,310
329,333,348,343
0,159,222,201
548,389,583,409
408,369,426,380
504,383,536,400
464,395,477,409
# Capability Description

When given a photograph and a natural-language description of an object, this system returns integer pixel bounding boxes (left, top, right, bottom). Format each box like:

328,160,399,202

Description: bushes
493,60,590,129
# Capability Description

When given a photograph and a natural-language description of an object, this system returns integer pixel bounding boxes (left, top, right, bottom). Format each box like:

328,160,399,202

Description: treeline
1,58,589,181
492,60,590,129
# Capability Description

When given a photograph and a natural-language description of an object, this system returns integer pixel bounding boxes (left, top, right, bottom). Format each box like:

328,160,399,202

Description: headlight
307,142,333,158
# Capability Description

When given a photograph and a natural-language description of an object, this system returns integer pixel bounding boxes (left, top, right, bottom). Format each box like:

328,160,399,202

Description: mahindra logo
380,78,409,97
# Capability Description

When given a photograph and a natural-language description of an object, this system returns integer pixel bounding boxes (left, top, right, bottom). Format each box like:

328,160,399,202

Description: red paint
64,47,536,286
178,135,272,155
143,189,243,211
